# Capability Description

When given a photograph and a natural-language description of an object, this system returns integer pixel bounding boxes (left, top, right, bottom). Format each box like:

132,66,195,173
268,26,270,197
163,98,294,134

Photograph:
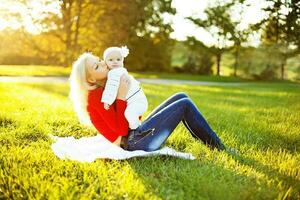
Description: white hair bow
120,46,129,58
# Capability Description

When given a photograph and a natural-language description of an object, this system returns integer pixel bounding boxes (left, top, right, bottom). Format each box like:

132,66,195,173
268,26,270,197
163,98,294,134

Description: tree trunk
233,45,240,77
280,51,288,80
73,0,83,57
216,53,221,76
62,0,73,67
281,59,286,80
281,63,284,80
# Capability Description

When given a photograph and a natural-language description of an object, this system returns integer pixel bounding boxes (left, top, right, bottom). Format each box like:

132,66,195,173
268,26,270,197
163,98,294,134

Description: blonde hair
69,52,98,125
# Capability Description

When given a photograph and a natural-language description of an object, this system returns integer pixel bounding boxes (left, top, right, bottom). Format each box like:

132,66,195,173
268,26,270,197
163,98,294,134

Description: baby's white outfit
101,67,148,129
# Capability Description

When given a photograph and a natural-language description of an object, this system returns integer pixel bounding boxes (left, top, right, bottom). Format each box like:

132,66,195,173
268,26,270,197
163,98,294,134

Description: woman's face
85,56,109,84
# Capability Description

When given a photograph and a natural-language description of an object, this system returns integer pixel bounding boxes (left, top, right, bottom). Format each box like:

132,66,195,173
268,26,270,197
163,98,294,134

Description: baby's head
103,46,129,69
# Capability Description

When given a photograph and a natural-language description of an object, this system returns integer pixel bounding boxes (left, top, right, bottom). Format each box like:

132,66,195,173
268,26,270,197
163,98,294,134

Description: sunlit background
0,0,267,45
1,2,300,199
0,0,299,80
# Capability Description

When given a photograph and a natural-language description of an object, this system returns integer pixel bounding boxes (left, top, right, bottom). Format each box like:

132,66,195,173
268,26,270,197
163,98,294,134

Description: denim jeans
125,92,225,152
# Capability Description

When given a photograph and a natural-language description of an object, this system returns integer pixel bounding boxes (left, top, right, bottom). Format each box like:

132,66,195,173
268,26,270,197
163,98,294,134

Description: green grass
0,65,71,76
0,65,246,82
0,64,254,84
131,71,248,82
0,81,300,199
1,65,299,83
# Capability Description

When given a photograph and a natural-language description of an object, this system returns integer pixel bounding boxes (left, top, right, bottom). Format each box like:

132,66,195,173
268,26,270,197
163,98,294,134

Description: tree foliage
187,1,236,76
0,0,175,69
255,0,300,79
0,0,299,80
181,37,214,74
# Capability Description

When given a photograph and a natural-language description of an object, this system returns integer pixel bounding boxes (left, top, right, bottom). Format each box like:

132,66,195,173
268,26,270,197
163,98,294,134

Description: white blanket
50,134,196,162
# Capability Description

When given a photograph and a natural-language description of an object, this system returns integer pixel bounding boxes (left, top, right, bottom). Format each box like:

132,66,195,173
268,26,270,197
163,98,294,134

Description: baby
101,46,148,130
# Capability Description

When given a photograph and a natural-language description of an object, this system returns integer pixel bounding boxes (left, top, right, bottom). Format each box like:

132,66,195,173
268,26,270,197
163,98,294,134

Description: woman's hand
117,74,131,100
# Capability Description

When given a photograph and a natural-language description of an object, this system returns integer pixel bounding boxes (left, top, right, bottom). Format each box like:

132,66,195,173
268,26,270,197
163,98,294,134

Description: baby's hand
104,103,110,110
99,60,109,70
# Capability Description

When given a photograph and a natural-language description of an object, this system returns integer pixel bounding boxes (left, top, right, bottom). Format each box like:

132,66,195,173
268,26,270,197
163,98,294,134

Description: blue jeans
125,92,225,152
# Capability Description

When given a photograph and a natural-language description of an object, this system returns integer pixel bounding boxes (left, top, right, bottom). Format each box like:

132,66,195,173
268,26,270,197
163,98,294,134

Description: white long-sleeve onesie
101,67,148,129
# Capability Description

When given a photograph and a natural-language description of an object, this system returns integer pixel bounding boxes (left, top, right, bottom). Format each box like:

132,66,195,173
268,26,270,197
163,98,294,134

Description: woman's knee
174,92,189,99
178,97,194,108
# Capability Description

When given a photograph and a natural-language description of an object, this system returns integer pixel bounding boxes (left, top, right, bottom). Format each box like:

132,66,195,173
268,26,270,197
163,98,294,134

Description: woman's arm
101,68,127,105
88,97,129,142
88,74,131,145
112,136,122,146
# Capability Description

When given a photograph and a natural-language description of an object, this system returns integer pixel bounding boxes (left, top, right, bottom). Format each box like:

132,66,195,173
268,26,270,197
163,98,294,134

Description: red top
87,87,129,142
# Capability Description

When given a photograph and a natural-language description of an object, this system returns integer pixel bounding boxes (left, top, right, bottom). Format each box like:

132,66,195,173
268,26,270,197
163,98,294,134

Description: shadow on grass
227,152,299,199
182,85,300,153
206,102,299,153
0,115,17,128
110,154,278,199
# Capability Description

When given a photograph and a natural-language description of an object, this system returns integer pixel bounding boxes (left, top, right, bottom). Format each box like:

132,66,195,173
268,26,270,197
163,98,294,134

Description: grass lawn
0,64,282,83
1,65,299,83
0,82,299,199
131,71,249,82
0,65,71,77
0,65,246,82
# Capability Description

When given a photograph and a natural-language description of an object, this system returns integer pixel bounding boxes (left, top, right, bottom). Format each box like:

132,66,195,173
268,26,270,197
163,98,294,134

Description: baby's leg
125,101,148,130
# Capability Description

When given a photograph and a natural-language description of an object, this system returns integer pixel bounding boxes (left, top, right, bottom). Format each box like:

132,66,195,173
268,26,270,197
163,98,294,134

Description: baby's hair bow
120,46,129,57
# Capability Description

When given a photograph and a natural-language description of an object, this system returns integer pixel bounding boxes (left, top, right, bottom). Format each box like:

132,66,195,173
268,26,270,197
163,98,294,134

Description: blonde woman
69,52,226,151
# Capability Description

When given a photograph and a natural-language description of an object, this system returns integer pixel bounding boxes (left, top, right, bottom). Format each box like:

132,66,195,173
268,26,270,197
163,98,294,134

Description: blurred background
0,0,299,81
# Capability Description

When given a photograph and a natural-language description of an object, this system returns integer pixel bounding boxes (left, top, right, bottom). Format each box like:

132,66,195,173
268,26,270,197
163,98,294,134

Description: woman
69,52,226,152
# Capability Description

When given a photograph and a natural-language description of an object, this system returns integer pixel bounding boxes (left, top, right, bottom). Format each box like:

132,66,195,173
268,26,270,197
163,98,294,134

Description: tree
230,0,251,77
1,0,176,69
66,0,175,70
238,45,281,80
187,1,236,76
4,0,88,66
256,0,300,79
127,0,175,71
181,37,214,74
